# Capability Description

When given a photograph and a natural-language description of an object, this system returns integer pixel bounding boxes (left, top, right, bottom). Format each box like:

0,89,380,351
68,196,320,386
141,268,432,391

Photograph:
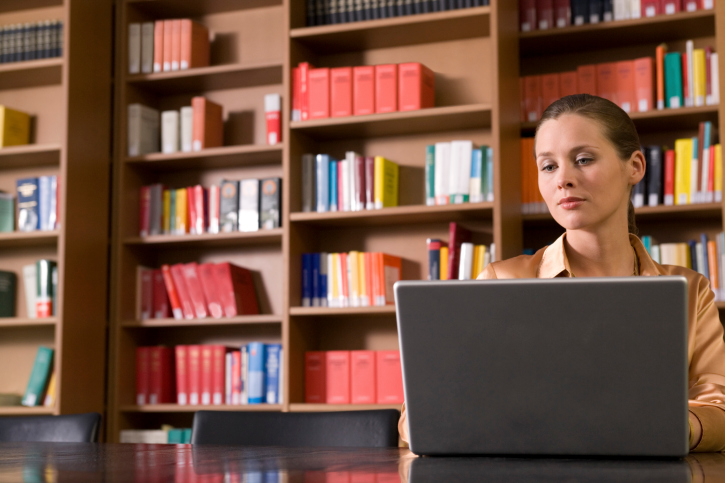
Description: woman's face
535,114,644,232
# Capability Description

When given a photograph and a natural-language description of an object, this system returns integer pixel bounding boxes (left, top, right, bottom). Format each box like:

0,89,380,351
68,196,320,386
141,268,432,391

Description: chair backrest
0,413,101,443
191,410,400,447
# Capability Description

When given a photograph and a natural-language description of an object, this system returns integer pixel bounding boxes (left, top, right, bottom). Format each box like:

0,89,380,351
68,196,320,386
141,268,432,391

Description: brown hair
534,94,641,235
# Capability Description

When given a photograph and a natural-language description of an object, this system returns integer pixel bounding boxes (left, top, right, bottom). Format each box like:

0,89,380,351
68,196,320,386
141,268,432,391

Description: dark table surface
0,443,724,482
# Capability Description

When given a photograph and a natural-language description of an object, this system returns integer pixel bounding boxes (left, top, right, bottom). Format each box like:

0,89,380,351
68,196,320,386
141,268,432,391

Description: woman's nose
555,164,576,189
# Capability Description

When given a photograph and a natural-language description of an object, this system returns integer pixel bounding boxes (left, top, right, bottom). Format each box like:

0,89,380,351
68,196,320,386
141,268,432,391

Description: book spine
128,23,141,74
22,346,53,407
305,351,326,402
309,67,331,119
260,177,281,229
136,346,150,405
351,350,376,404
325,351,350,404
376,350,404,404
265,344,282,404
161,111,180,154
16,177,39,232
35,260,54,318
161,264,183,320
374,64,398,113
248,342,266,403
316,154,330,212
238,179,260,232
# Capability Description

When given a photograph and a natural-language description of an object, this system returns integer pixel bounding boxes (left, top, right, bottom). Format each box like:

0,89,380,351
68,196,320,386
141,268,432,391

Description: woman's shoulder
477,247,546,280
655,262,711,290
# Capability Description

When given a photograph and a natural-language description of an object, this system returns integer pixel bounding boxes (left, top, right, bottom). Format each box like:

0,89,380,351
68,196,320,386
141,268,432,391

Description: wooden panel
124,229,283,248
0,326,55,395
122,315,282,328
0,59,63,90
0,85,65,145
0,0,62,14
125,0,283,18
119,404,282,413
0,317,57,328
0,231,59,249
125,145,283,170
0,144,61,169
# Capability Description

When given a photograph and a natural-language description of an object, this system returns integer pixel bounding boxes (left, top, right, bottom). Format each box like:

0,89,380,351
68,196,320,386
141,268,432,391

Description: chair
0,412,101,443
191,409,400,447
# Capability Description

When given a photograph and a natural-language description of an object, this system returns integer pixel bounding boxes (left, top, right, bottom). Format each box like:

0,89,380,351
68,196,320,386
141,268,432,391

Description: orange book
633,57,654,113
576,65,597,96
375,64,398,114
540,73,560,112
377,253,402,306
376,351,404,404
175,345,188,405
656,44,667,110
191,97,223,151
351,350,376,404
353,66,375,115
364,252,374,307
524,75,542,122
200,345,213,405
339,252,349,305
180,19,210,70
162,19,173,72
559,71,578,98
153,20,164,73
398,62,435,111
160,264,183,320
309,67,331,119
187,345,202,405
615,60,636,113
171,19,181,71
596,62,618,105
326,351,351,404
331,67,353,118
708,241,719,291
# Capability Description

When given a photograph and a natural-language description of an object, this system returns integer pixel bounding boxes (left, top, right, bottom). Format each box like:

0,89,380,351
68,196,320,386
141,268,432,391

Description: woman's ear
628,150,646,186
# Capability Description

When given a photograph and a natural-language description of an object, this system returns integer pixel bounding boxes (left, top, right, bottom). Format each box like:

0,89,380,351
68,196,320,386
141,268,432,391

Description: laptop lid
395,277,689,457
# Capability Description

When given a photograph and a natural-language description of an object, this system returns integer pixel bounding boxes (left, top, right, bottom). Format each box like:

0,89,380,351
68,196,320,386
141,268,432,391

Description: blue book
701,233,710,282
319,252,328,307
247,342,266,404
265,344,282,404
16,177,39,232
302,253,312,307
38,176,52,231
329,160,338,212
469,148,483,203
311,252,320,306
641,235,652,254
688,240,698,273
316,154,330,212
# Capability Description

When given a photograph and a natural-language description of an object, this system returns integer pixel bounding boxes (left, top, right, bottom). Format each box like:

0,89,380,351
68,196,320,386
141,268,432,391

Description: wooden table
0,443,723,482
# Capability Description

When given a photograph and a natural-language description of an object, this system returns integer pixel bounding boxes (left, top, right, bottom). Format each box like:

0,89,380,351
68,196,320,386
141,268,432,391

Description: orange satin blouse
398,233,725,452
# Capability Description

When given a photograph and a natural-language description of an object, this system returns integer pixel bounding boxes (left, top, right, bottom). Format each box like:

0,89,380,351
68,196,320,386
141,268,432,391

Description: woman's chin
551,211,592,231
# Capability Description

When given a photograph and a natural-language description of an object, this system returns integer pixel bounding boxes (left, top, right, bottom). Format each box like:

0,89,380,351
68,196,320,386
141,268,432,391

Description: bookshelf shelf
523,203,723,224
290,104,493,140
0,317,58,328
0,0,62,14
124,0,282,17
289,403,402,412
0,231,59,248
126,62,284,95
519,9,715,57
290,306,396,317
0,144,62,169
290,6,491,53
0,406,55,416
119,404,283,413
121,315,282,328
290,202,494,227
0,58,63,90
124,144,283,171
123,229,284,248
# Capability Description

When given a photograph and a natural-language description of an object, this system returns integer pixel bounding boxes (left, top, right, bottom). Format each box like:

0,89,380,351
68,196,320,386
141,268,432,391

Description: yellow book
358,252,368,307
674,138,692,205
677,243,690,268
440,246,449,280
43,372,57,407
0,105,30,147
331,253,339,308
175,188,187,234
162,189,171,234
374,156,399,209
693,49,706,107
474,245,486,279
716,144,722,202
349,251,359,307
471,245,480,278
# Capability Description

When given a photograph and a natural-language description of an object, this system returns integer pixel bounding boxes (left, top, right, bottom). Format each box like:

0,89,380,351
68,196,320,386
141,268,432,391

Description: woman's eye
576,157,593,165
541,164,556,172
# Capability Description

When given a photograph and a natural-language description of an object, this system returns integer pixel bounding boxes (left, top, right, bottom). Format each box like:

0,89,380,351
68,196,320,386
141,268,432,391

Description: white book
704,0,714,8
141,22,154,74
225,352,233,405
685,0,698,10
632,191,644,208
686,40,695,107
161,110,180,154
38,176,51,231
452,140,473,203
319,252,328,307
490,243,496,263
448,142,462,202
652,245,661,264
458,242,474,280
434,142,450,204
659,243,678,265
711,53,720,105
696,242,707,278
180,106,194,152
691,153,700,204
49,176,57,231
22,264,37,319
127,104,160,157
630,0,641,18
340,158,350,212
614,0,629,20
128,23,141,74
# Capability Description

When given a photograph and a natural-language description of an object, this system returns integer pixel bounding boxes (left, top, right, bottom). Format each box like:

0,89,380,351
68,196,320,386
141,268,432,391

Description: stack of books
305,350,403,405
301,252,402,307
0,20,63,63
306,0,490,26
425,141,494,205
120,427,192,444
127,19,209,74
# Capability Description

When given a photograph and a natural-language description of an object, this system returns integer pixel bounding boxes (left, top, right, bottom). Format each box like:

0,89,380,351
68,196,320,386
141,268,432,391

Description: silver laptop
394,277,689,457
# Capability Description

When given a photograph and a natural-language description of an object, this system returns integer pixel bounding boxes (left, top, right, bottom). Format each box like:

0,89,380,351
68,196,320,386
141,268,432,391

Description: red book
364,156,375,210
136,346,151,405
149,346,174,404
191,185,206,234
536,0,554,29
519,0,537,31
706,47,713,104
192,97,223,151
633,57,654,113
662,0,682,14
139,186,151,236
208,184,220,234
354,153,365,210
214,262,260,317
374,64,398,114
170,263,195,319
331,67,353,117
376,351,404,404
326,351,351,404
682,52,689,106
299,62,314,121
163,19,173,71
231,350,242,404
171,19,181,71
198,262,224,318
596,62,618,104
201,345,213,405
353,66,375,115
187,345,202,405
175,345,188,405
292,66,301,120
351,350,376,404
153,20,164,73
140,269,153,320
554,0,571,27
559,71,578,97
540,73,560,111
664,149,675,205
161,264,183,320
182,262,208,319
447,222,473,280
309,67,331,119
398,62,435,112
523,75,541,122
152,269,170,319
180,19,210,70
684,0,701,10
641,0,660,16
305,351,326,403
577,64,598,95
616,60,636,113
212,345,227,405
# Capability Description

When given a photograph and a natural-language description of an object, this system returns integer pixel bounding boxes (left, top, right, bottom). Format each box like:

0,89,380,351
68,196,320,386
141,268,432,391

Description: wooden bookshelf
123,228,284,248
0,2,112,422
289,403,402,411
290,306,397,317
124,144,284,171
121,315,282,328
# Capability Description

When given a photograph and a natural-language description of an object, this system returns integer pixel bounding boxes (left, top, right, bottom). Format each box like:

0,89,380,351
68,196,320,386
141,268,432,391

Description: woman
398,94,725,452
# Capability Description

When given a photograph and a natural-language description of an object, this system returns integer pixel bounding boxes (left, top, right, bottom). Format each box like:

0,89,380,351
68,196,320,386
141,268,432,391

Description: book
316,154,331,212
447,222,472,280
187,345,201,405
38,176,57,231
305,351,326,403
208,185,220,234
238,179,260,232
43,372,56,407
540,73,560,111
36,259,55,318
141,22,154,74
373,156,399,209
197,263,223,318
331,67,353,117
309,67,331,119
633,57,654,112
577,64,597,96
169,263,195,319
248,342,266,404
149,346,174,404
434,142,450,205
375,64,398,113
693,48,706,107
596,62,617,105
520,0,537,31
524,75,542,122
180,106,193,152
302,154,316,213
161,110,179,154
182,263,208,319
559,71,578,97
537,0,555,29
136,346,150,405
299,62,314,121
664,149,675,206
398,62,435,111
353,66,375,115
376,351,403,404
16,178,39,232
0,192,13,232
219,180,239,233
192,97,223,151
0,270,16,317
175,345,188,405
427,238,443,280
616,60,636,113
647,145,663,207
260,178,281,229
214,262,259,317
152,269,170,319
265,94,281,145
326,351,350,404
139,268,153,320
664,52,683,108
162,19,173,71
425,145,436,206
22,264,36,319
212,345,226,405
0,105,30,147
351,350,376,404
127,104,159,156
161,264,183,320
180,19,210,70
458,242,474,280
128,23,141,74
265,344,282,404
674,138,692,205
170,19,181,71
22,346,53,407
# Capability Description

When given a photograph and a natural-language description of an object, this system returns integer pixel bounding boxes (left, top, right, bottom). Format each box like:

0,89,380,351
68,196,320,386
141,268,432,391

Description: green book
425,145,435,206
167,428,184,444
22,346,53,407
36,260,56,318
664,52,683,109
182,428,192,444
0,270,16,317
480,146,489,202
0,192,12,232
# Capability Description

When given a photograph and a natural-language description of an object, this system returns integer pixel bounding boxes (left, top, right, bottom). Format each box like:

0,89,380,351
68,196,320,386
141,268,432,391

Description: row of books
8,176,60,233
0,260,57,319
301,154,398,213
427,239,494,281
305,350,404,405
301,252,402,307
520,0,711,31
0,20,62,64
426,142,494,206
128,19,209,75
292,62,434,121
139,178,281,237
138,262,259,321
136,343,282,406
306,0,490,26
120,427,192,444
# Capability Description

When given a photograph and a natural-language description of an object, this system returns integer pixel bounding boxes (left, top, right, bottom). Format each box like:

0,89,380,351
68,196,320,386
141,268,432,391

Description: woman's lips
558,197,585,210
